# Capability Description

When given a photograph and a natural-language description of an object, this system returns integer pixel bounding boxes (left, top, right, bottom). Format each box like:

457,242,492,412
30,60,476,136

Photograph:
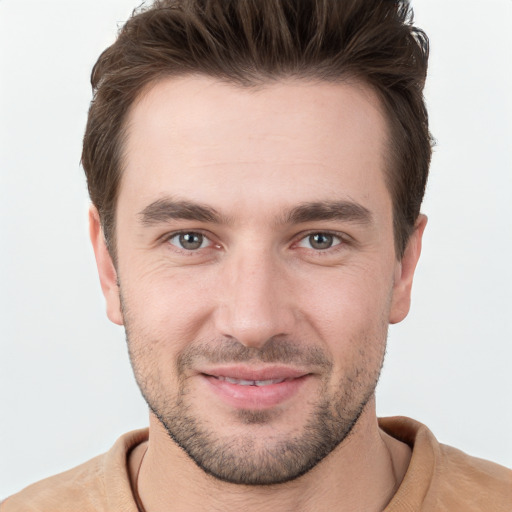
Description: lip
197,365,311,409
199,365,309,381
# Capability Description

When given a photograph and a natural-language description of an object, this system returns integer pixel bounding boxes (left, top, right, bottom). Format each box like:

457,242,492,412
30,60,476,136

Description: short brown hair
82,0,431,258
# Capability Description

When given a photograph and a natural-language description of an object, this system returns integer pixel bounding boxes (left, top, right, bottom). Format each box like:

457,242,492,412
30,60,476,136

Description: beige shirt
2,417,511,511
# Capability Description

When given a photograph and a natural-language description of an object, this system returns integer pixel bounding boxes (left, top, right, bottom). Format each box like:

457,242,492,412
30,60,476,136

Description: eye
168,232,211,251
297,232,343,250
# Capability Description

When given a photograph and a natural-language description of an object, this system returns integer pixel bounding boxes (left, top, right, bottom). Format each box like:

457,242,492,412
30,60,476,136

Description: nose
213,249,295,348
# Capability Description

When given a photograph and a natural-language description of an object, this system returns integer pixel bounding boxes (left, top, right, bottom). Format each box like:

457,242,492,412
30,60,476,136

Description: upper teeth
217,376,286,386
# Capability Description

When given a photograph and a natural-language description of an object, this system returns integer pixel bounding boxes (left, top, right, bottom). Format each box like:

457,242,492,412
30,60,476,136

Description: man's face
92,76,422,485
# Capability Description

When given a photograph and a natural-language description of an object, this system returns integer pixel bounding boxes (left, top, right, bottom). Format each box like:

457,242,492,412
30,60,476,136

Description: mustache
177,337,333,372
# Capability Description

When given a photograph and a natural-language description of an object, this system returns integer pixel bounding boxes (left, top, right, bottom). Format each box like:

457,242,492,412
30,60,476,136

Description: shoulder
434,443,512,511
1,454,108,512
1,429,148,512
380,416,512,512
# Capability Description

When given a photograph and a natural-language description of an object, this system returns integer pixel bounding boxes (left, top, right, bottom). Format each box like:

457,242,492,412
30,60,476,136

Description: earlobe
88,206,124,326
389,214,427,324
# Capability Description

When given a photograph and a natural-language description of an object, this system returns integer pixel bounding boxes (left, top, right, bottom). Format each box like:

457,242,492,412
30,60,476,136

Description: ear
89,205,123,326
389,214,427,324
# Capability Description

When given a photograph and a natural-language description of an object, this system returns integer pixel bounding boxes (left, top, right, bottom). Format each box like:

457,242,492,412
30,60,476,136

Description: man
2,0,511,510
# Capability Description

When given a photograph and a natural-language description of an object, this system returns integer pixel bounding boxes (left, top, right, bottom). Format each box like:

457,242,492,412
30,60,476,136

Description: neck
133,398,411,512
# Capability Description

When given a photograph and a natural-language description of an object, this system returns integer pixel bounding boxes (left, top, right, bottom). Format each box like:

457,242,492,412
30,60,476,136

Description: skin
90,76,426,512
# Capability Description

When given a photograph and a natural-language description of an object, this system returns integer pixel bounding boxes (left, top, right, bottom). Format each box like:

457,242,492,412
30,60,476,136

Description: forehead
120,75,391,219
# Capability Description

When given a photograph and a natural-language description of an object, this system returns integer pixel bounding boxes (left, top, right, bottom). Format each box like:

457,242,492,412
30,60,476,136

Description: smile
213,376,289,386
198,368,311,409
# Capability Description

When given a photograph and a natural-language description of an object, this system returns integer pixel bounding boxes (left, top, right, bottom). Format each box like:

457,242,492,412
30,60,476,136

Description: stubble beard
123,308,387,486
147,375,377,485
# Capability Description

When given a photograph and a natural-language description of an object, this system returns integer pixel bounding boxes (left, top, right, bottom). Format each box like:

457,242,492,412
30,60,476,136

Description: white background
1,0,511,499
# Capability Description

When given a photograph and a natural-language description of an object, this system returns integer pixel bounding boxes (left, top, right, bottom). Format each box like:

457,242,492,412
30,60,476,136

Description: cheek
119,258,217,350
294,263,392,381
297,262,394,334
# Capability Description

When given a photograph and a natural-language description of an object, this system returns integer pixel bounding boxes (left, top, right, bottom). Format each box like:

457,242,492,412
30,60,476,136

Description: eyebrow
138,198,225,225
138,197,372,227
282,201,373,226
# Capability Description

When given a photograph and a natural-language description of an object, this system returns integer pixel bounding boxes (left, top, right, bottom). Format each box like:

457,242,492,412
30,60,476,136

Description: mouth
197,366,312,409
213,376,293,386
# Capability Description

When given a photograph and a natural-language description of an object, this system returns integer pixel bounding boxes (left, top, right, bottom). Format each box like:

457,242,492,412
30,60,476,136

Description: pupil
180,233,203,250
311,233,332,249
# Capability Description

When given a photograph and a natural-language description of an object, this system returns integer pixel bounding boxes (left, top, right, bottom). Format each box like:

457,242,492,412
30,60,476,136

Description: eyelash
163,229,349,255
164,230,218,254
293,230,349,256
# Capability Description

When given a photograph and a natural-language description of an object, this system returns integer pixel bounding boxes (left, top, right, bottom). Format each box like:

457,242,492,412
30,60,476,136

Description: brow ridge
138,197,372,227
283,201,372,225
138,198,223,225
